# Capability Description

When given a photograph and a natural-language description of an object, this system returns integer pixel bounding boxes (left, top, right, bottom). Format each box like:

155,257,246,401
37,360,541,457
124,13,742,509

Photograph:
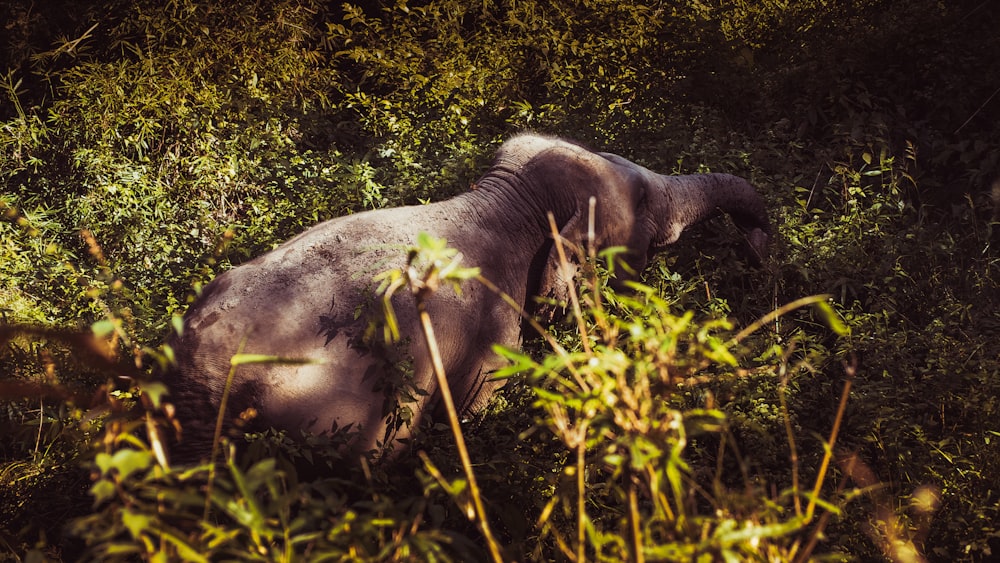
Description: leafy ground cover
1,0,998,560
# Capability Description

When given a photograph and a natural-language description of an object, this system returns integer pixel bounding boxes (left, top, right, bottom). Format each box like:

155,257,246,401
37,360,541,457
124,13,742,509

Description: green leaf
713,517,807,547
158,530,209,563
230,353,324,366
91,319,116,337
815,301,850,336
89,479,116,505
416,231,442,250
110,449,153,481
490,344,538,379
217,457,268,534
243,458,278,495
171,314,184,336
140,381,170,408
95,452,113,474
121,508,152,539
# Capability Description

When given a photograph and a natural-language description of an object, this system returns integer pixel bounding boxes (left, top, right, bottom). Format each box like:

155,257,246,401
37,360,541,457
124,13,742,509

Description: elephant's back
168,206,449,377
162,199,487,458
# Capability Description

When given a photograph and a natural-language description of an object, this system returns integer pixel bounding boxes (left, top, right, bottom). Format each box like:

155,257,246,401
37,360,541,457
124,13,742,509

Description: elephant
161,133,771,462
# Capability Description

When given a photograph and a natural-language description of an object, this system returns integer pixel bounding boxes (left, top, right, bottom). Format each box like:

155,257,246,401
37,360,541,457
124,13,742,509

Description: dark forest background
1,0,998,560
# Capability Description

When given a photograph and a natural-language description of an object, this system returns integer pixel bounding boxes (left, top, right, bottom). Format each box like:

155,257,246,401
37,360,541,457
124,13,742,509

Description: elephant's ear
596,179,660,292
534,210,585,317
534,183,657,309
594,152,663,286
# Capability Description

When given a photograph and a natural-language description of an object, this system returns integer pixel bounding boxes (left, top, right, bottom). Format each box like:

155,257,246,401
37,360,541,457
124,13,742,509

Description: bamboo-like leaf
229,353,324,367
815,300,851,336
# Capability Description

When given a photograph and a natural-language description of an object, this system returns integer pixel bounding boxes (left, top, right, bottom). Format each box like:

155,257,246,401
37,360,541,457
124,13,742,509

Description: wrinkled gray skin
163,134,770,462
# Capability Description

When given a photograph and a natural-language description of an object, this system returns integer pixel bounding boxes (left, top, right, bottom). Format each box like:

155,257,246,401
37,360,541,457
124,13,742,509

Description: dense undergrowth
1,0,998,560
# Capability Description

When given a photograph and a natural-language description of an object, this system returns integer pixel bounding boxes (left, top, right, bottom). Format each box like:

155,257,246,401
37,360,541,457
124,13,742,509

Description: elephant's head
490,136,771,307
599,151,770,262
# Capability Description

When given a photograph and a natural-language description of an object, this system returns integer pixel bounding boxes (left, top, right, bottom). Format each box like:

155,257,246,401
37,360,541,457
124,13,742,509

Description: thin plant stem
34,397,43,457
585,197,604,322
727,294,830,346
414,298,505,563
804,358,856,523
628,481,645,563
548,212,591,355
576,433,586,563
204,336,248,521
778,353,802,518
795,455,856,563
781,387,802,517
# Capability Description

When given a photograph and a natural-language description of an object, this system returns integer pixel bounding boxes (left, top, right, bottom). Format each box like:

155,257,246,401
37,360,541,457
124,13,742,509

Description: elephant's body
163,134,771,461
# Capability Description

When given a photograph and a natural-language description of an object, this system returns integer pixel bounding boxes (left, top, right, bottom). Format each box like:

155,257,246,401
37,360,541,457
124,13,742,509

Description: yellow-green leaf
816,301,850,336
122,508,152,539
230,353,324,367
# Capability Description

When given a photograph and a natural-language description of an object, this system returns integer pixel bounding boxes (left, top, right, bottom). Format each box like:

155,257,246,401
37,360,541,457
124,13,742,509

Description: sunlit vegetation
1,0,997,560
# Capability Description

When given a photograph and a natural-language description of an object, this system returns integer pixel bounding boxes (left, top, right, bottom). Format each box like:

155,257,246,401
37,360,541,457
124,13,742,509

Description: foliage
68,437,473,561
2,0,999,561
494,273,851,561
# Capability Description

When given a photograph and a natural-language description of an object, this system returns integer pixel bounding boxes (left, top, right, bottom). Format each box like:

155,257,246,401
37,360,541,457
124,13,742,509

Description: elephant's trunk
657,173,771,261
